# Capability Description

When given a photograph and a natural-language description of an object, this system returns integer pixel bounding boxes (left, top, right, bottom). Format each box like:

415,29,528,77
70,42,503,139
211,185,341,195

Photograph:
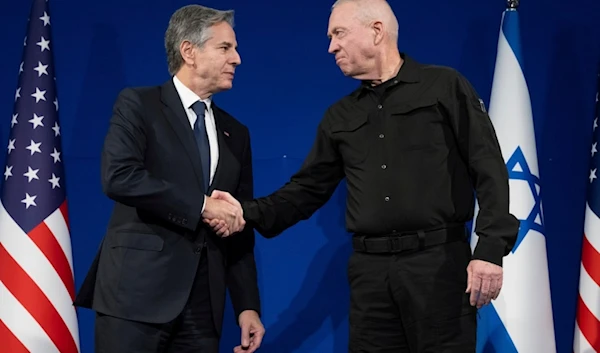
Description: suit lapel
209,103,235,193
160,80,206,191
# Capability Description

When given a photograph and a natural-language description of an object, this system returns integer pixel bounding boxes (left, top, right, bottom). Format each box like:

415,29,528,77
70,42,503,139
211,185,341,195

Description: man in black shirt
207,0,519,351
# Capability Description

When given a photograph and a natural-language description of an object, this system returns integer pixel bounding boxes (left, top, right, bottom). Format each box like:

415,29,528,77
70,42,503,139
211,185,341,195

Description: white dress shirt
172,76,220,212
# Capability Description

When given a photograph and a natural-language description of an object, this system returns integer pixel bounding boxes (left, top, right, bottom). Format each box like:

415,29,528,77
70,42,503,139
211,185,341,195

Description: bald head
331,0,399,41
327,0,402,81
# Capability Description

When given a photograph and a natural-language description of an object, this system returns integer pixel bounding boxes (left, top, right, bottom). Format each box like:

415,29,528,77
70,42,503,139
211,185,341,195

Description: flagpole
507,0,519,9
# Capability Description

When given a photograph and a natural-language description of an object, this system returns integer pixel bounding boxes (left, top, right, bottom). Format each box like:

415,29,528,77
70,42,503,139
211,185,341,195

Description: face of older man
192,21,241,94
327,2,378,79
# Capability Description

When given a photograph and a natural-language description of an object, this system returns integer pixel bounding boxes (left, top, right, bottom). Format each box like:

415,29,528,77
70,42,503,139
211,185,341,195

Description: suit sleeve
101,88,202,231
226,129,260,321
446,72,520,266
242,113,345,237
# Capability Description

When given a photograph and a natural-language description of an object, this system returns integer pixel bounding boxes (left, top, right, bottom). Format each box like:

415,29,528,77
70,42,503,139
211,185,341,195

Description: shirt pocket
389,98,448,151
330,114,371,166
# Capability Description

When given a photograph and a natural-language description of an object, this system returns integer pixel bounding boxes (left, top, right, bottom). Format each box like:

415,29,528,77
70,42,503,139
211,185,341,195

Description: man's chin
337,65,357,78
217,81,233,91
342,70,361,79
338,67,352,77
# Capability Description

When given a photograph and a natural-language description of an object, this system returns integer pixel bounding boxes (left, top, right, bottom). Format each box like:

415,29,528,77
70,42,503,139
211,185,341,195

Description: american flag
0,0,80,352
574,69,600,353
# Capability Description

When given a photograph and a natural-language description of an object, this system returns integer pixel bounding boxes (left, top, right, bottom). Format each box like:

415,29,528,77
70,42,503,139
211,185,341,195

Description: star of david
505,146,544,252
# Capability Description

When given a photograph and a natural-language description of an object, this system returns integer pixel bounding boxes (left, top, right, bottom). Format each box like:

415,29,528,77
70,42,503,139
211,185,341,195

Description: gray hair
331,0,398,40
165,5,234,76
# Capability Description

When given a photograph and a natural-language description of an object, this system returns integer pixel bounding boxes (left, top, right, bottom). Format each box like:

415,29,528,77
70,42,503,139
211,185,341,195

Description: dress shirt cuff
235,307,262,325
201,195,206,215
472,236,506,267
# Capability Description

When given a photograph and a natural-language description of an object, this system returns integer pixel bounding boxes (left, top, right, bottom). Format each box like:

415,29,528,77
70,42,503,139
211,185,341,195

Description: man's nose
328,40,339,54
231,50,241,66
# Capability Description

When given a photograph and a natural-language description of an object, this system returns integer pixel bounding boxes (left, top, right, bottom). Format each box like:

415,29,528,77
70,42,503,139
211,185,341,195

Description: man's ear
372,21,384,45
180,40,195,65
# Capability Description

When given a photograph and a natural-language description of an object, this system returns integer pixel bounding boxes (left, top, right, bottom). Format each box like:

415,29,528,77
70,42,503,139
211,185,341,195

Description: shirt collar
352,52,421,99
172,75,212,110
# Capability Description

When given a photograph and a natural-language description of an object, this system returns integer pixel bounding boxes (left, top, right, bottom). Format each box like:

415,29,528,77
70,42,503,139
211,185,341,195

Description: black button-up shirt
244,53,519,266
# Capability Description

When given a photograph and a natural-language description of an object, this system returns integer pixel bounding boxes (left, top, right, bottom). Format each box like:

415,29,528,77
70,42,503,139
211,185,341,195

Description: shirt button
381,164,387,169
384,196,390,201
377,104,383,109
379,134,384,138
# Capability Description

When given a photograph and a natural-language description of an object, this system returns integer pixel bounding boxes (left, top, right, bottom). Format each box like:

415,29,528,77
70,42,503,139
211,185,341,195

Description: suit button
182,219,188,225
194,246,202,254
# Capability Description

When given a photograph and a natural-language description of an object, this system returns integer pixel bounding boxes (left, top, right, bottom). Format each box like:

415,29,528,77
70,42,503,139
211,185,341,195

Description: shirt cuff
201,195,206,215
472,236,507,267
241,200,259,225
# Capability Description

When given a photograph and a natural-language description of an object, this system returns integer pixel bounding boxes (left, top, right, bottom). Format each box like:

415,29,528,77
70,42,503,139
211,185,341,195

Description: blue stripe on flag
476,305,519,353
501,10,524,70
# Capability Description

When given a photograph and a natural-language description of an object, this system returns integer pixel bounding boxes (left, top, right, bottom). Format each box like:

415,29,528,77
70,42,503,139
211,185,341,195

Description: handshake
201,190,245,237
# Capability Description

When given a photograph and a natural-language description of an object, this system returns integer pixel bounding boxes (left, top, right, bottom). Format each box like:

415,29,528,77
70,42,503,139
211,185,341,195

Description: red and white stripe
574,203,600,352
0,201,80,353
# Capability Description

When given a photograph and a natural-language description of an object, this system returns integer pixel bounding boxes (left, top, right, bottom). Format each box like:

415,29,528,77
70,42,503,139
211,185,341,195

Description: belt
352,224,466,254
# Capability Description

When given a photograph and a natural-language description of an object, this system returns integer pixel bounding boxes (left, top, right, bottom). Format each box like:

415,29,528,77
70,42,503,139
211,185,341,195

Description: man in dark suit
73,5,264,353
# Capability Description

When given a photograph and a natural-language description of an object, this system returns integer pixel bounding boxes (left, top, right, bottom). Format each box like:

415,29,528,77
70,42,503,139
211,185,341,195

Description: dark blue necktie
191,101,211,191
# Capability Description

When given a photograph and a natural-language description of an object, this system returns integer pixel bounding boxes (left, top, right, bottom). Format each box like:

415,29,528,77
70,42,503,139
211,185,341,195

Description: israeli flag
469,6,557,353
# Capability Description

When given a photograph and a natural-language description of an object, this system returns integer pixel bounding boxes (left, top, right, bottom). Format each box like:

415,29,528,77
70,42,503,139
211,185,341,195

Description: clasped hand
201,190,243,237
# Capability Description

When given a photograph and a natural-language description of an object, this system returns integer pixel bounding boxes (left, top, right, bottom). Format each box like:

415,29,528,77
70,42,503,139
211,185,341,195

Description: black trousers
347,238,476,353
95,249,218,353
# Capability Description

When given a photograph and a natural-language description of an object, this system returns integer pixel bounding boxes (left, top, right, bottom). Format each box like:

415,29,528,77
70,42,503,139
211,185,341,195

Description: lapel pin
223,131,230,137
